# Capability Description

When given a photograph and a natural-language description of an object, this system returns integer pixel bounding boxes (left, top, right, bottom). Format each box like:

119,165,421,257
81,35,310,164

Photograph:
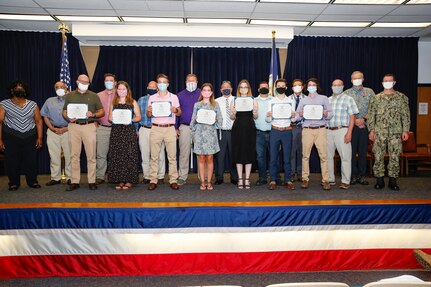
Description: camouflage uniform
367,90,410,178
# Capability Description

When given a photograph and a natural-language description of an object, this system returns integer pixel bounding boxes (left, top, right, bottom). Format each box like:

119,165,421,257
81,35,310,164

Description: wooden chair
401,131,431,176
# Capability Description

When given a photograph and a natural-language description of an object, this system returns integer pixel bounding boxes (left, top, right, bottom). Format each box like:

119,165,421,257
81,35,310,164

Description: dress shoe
339,183,350,189
374,177,385,189
230,179,238,185
268,182,277,190
388,177,400,191
29,182,41,189
170,182,179,190
357,176,369,185
66,179,71,185
148,183,157,190
8,185,19,191
66,183,80,191
284,181,295,190
89,183,98,190
414,250,431,270
350,176,358,185
301,180,309,189
322,182,331,190
214,179,223,185
141,179,150,184
96,178,105,185
46,180,61,186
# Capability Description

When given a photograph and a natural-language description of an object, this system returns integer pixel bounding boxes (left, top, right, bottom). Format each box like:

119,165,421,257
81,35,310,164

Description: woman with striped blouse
0,80,43,191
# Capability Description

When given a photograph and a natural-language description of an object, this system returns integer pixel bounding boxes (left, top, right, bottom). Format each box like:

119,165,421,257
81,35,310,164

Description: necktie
296,95,301,106
225,98,231,129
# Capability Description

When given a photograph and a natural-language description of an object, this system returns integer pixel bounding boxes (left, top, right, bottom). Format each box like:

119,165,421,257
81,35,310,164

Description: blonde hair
112,81,134,106
236,79,252,97
198,83,216,107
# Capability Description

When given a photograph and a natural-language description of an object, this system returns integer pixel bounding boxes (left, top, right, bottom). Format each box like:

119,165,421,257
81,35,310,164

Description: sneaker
321,181,335,186
357,176,369,185
46,180,61,186
301,180,309,189
177,179,186,186
350,176,358,185
96,178,105,185
339,183,350,189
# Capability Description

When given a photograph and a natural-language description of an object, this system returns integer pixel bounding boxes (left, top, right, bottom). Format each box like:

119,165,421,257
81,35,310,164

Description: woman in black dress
107,81,141,190
230,79,257,189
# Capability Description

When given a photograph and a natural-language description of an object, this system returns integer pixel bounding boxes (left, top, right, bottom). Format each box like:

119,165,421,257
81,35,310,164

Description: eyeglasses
55,86,66,89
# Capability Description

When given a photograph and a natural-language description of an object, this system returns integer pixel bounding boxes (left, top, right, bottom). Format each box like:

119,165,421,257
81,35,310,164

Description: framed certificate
235,97,254,112
196,109,216,125
303,104,323,120
67,103,88,119
152,101,172,117
271,103,292,119
112,109,132,125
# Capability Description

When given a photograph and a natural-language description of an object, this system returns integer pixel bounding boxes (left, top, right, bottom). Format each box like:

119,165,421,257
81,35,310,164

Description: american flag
59,34,71,92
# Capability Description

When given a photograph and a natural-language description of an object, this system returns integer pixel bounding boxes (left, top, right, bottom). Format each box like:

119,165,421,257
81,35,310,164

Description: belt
257,129,270,133
327,126,348,131
74,121,95,125
139,125,151,129
153,123,174,127
271,125,292,131
100,124,112,128
303,125,326,129
53,125,67,128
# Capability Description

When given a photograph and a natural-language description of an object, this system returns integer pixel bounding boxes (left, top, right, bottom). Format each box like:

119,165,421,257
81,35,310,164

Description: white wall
418,41,431,84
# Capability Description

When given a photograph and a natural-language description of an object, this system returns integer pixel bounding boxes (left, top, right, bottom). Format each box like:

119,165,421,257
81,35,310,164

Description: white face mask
382,81,394,90
78,82,89,92
307,86,317,94
332,86,344,95
186,82,197,92
56,89,65,97
293,85,302,93
352,79,363,86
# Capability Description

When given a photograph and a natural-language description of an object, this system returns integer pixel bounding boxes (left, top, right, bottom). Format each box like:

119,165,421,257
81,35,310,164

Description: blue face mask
157,83,168,91
104,81,114,90
147,89,157,95
307,86,317,94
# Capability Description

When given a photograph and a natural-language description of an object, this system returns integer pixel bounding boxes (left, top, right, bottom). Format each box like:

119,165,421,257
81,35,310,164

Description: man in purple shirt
175,74,201,185
296,78,333,190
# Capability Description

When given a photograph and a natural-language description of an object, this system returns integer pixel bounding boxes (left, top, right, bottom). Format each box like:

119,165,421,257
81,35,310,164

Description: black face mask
276,87,286,95
147,89,157,95
13,89,26,98
259,87,269,95
221,88,231,96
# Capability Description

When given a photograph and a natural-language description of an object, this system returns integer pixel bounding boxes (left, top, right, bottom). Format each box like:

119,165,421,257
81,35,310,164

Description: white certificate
235,97,254,112
303,104,323,120
151,101,172,117
272,103,292,119
196,109,216,125
112,109,132,125
67,103,88,119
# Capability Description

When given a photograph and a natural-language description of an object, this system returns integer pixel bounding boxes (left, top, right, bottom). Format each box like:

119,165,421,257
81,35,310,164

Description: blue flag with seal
268,31,279,96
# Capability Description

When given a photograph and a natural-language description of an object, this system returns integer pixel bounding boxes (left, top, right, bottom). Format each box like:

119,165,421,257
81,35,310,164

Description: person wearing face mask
214,81,238,185
40,81,72,186
230,79,257,189
326,79,359,190
62,74,104,191
135,80,166,185
265,78,296,191
107,81,142,190
190,83,222,190
296,77,333,190
288,79,307,182
0,80,43,191
146,73,182,191
95,73,117,185
175,74,201,186
368,74,410,191
343,71,376,186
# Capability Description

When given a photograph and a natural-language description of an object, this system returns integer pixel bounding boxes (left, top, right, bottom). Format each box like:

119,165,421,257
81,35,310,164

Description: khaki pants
138,126,165,180
96,125,111,180
46,129,71,181
178,124,192,181
68,122,97,184
150,126,178,184
327,128,352,184
302,127,329,182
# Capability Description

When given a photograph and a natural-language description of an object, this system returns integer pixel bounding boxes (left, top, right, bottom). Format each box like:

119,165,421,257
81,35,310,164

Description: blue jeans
256,130,270,180
269,129,292,182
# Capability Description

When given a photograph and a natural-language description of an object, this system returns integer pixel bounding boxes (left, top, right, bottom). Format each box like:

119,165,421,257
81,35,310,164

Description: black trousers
215,130,238,181
351,125,369,177
3,131,38,186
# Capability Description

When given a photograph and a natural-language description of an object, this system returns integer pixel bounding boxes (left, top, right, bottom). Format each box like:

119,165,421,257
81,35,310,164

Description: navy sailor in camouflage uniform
367,74,410,190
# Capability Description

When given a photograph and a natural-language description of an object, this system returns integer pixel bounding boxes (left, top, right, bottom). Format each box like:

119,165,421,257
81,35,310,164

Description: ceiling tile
324,4,396,15
185,11,250,17
0,20,59,31
109,0,150,10
300,27,364,36
254,3,327,14
251,13,317,21
355,27,422,37
0,0,39,7
378,15,431,22
411,26,431,38
389,5,431,16
0,6,47,14
146,1,184,10
293,26,307,35
316,14,380,21
184,1,255,12
118,10,184,17
35,0,113,9
48,9,117,16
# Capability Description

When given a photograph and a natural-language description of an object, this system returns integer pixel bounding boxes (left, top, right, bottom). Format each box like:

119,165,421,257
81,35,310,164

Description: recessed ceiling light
187,18,247,24
250,19,310,26
259,0,330,2
56,16,120,22
0,14,54,21
372,22,431,27
333,0,404,4
407,0,431,3
122,17,183,23
312,21,371,27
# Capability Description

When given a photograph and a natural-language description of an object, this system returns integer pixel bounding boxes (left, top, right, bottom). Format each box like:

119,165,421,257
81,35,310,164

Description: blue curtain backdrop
0,31,87,174
284,36,419,173
92,46,191,98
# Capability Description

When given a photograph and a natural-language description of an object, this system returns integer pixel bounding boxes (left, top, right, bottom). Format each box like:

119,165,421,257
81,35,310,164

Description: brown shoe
170,182,179,190
339,183,350,189
322,182,331,190
301,180,309,189
284,181,295,190
268,181,277,190
414,250,431,270
148,183,157,190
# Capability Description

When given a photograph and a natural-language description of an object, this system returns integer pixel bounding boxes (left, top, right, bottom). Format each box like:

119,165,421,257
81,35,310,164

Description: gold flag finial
58,23,70,36
272,30,276,38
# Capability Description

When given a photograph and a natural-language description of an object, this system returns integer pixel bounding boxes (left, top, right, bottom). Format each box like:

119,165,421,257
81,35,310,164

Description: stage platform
1,174,430,280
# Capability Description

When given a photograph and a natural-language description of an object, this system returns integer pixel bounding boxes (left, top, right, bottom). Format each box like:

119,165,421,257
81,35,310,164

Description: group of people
0,70,410,192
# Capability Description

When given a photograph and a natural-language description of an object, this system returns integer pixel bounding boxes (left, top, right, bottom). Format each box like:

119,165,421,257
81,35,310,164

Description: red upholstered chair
401,131,431,176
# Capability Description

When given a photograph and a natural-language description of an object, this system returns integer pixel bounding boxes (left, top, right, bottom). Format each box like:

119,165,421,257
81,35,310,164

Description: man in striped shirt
326,79,359,189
